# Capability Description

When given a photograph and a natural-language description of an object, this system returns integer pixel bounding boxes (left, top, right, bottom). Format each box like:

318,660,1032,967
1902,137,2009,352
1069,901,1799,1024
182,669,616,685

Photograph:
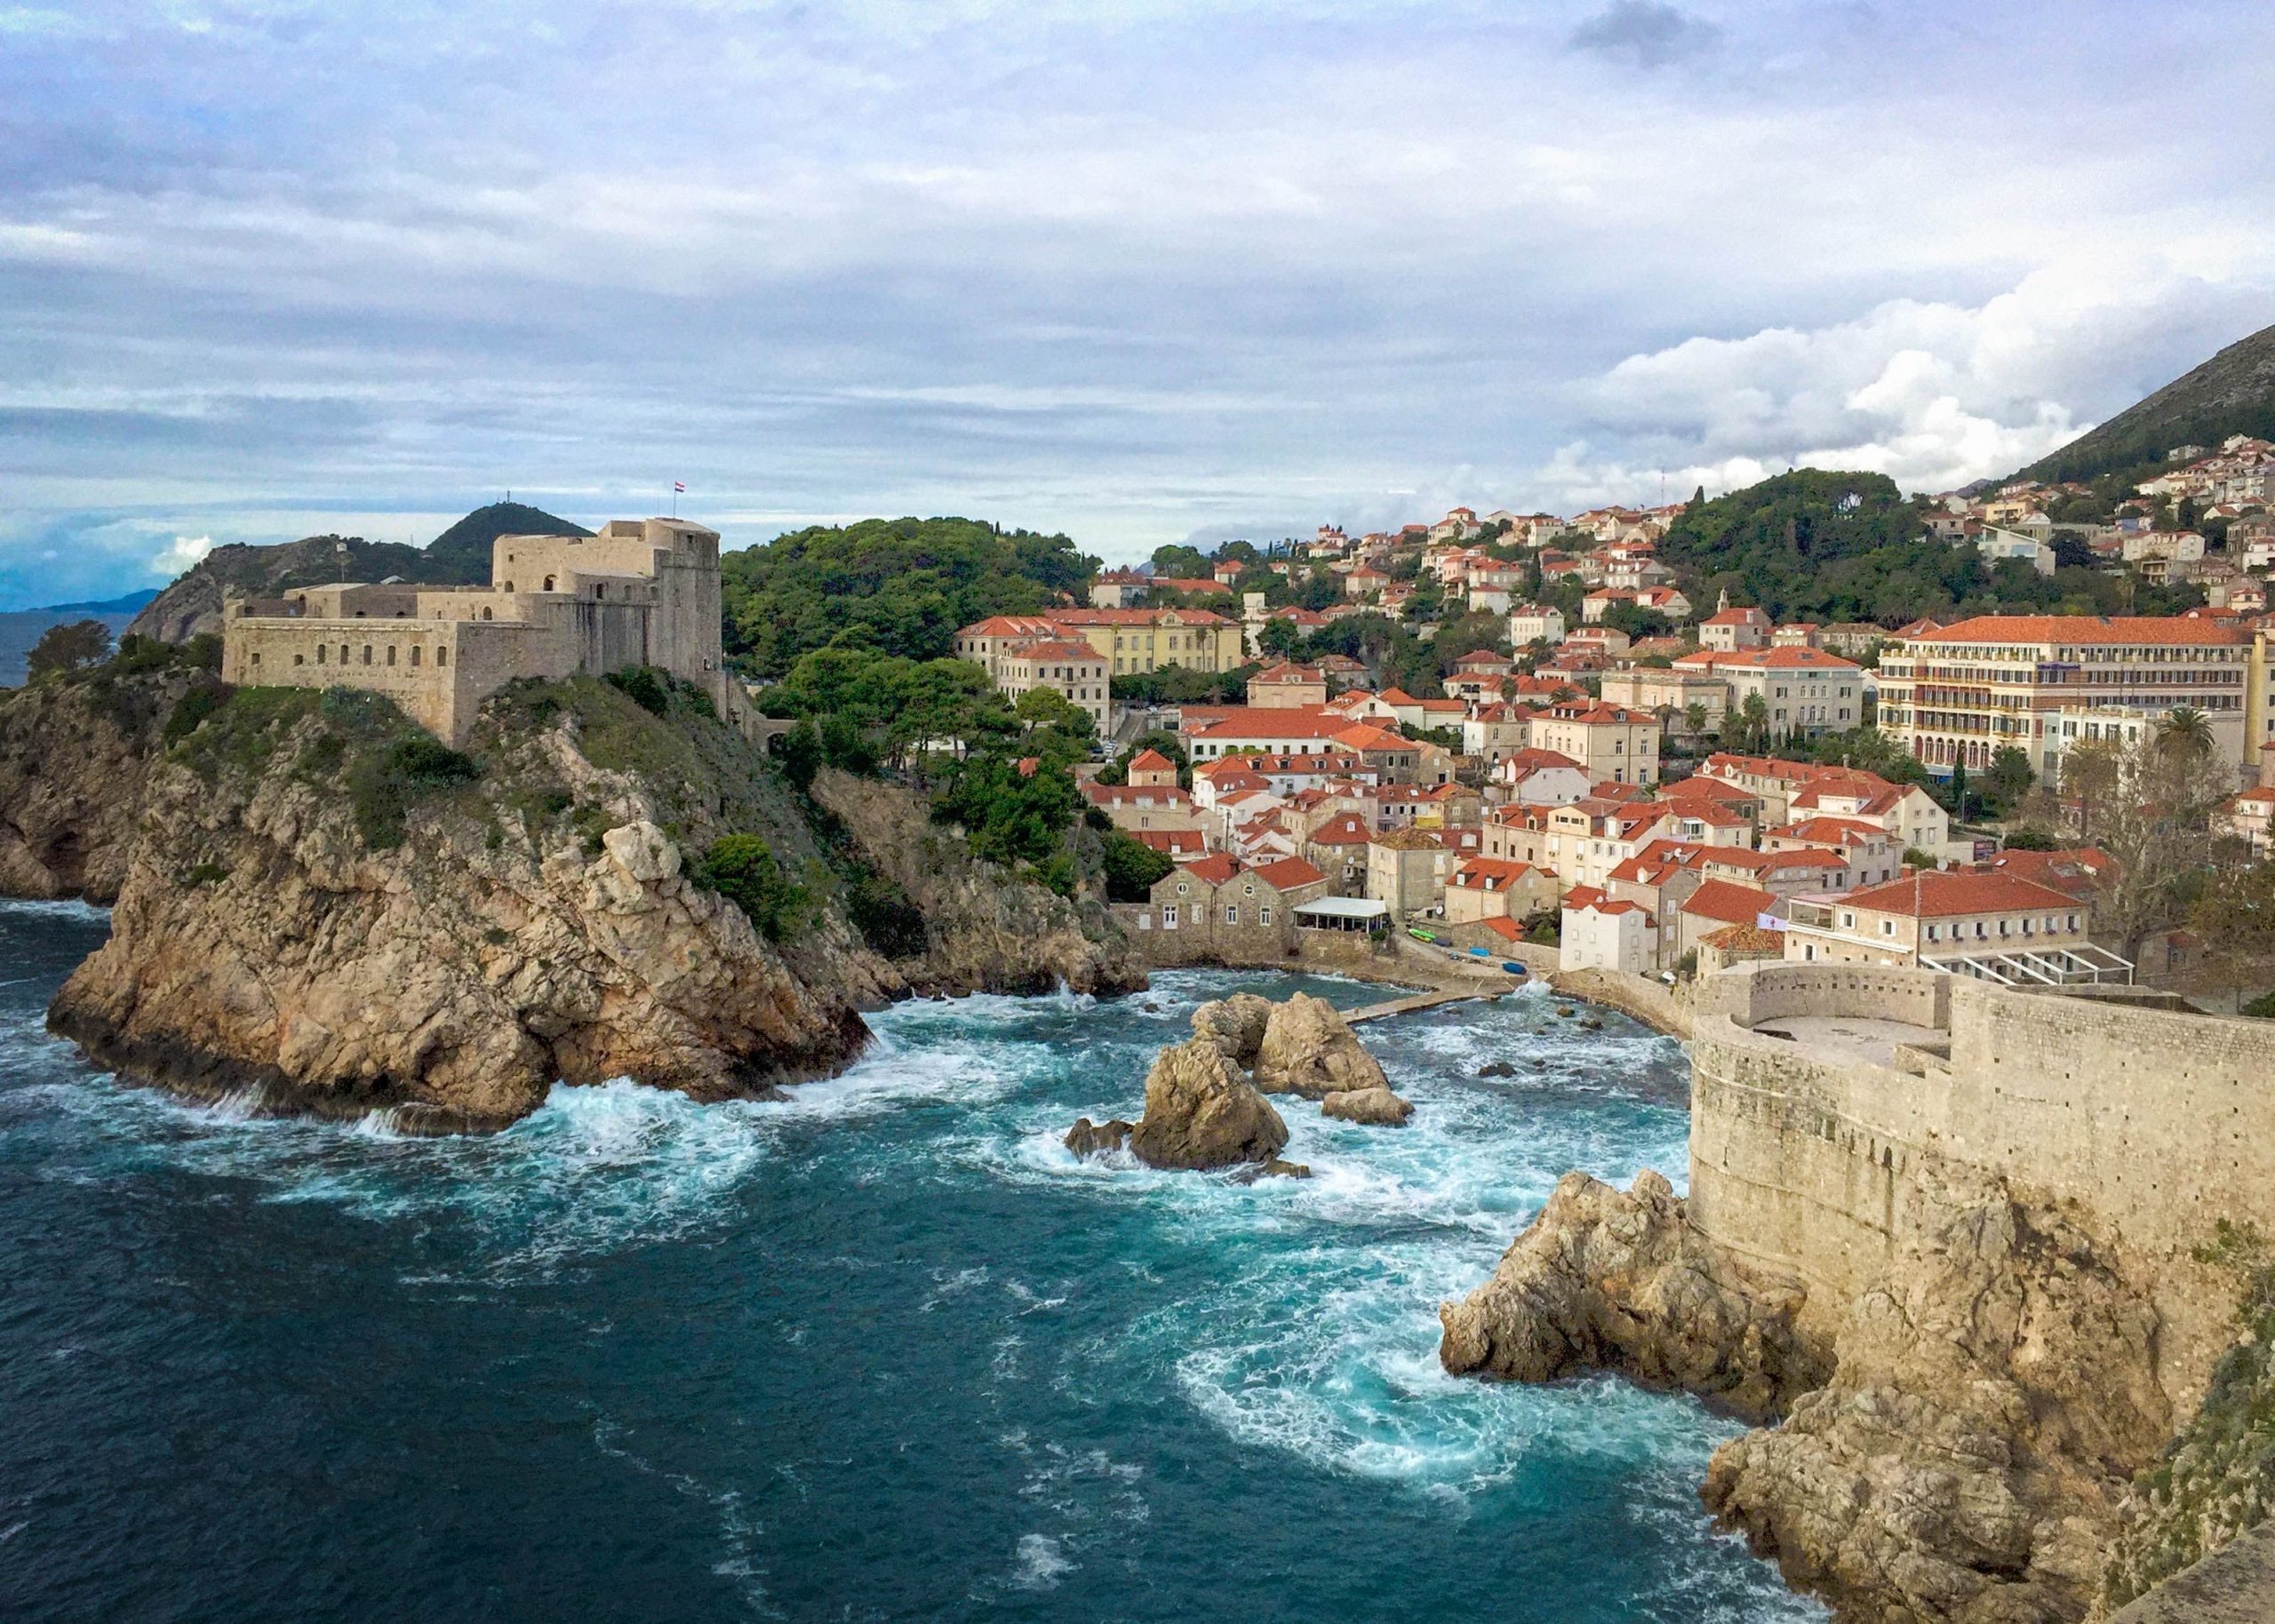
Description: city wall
1686,965,2275,1391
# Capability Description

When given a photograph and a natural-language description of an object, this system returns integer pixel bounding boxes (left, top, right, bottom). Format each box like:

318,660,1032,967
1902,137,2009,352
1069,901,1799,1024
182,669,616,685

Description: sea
0,898,1822,1622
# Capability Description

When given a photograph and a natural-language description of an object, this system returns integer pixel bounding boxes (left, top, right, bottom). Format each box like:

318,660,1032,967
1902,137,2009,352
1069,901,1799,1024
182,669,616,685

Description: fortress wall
222,619,466,741
1690,960,1949,1031
1686,969,2275,1389
1687,1027,1925,1325
1929,982,2275,1259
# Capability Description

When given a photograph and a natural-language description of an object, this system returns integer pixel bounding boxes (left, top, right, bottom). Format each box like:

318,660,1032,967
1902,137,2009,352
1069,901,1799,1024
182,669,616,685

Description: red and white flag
673,481,686,493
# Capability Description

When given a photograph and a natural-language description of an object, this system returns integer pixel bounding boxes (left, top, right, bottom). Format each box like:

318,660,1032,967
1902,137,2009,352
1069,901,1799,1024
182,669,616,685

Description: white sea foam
1009,1532,1074,1589
0,896,111,925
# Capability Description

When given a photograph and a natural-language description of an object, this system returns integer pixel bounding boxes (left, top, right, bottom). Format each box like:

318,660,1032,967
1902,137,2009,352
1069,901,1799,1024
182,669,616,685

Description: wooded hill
2019,321,2275,486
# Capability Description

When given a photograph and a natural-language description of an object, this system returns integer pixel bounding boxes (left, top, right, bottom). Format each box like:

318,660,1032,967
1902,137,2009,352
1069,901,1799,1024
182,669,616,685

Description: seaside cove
0,899,1816,1623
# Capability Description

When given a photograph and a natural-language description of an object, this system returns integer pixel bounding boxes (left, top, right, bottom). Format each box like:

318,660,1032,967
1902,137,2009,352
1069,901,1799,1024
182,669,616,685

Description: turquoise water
0,899,1821,1621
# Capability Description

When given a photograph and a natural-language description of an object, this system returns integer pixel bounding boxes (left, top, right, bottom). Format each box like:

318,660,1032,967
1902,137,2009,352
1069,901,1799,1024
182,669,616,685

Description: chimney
2261,737,2275,790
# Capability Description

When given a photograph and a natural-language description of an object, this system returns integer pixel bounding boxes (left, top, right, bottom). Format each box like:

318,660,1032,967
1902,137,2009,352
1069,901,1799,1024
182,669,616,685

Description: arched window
481,608,492,621
542,576,555,592
338,644,349,665
315,644,327,665
502,580,515,593
354,610,366,618
436,648,448,667
361,645,372,665
594,583,605,600
386,646,396,666
409,646,421,667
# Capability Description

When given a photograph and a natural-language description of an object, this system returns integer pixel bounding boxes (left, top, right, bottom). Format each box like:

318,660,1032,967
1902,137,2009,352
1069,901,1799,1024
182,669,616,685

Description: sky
3,0,2273,606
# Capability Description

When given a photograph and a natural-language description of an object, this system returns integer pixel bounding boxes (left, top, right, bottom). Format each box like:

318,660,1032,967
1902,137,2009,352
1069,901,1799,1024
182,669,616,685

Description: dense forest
1655,470,2199,625
720,517,1098,679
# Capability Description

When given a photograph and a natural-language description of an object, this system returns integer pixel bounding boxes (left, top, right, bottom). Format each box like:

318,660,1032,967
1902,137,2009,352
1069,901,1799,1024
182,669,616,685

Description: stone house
1443,857,1558,924
1779,870,2100,975
1367,826,1443,918
1126,854,1329,964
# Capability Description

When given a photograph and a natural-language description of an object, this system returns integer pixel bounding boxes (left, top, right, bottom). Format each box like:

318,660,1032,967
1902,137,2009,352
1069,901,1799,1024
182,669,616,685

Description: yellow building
1045,608,1245,676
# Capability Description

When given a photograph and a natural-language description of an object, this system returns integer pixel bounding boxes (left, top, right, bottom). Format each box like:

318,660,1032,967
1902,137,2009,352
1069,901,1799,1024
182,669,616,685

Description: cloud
1534,253,2275,503
150,533,213,577
1567,1,1720,68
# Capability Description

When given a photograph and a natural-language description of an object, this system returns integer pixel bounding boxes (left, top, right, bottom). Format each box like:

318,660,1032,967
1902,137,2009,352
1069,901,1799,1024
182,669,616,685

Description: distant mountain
35,587,160,615
126,502,587,643
2019,322,2275,485
421,501,592,579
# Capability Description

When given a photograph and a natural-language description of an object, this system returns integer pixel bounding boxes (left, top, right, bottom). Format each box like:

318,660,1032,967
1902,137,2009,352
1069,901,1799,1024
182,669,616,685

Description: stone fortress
219,517,734,744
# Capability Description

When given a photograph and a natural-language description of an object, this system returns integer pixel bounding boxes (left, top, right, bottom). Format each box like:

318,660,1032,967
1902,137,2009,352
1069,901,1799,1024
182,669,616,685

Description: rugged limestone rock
810,767,1145,998
1064,1118,1134,1158
2098,1255,2275,1615
35,676,1139,1131
1124,1037,1289,1171
1439,1170,1830,1424
0,665,202,902
1443,1163,2180,1624
1254,992,1390,1099
1321,1085,1413,1126
1704,1175,2171,1624
1193,991,1273,1062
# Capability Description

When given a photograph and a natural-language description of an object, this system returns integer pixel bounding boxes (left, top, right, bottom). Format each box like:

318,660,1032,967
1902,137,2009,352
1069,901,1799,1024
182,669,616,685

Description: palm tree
2158,706,2214,760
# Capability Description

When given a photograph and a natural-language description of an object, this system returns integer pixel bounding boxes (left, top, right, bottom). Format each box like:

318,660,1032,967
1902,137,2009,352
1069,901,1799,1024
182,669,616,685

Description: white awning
1294,897,1390,919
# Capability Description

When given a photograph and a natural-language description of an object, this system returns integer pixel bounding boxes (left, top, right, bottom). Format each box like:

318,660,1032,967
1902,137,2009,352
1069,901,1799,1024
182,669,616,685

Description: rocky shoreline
4,668,1144,1130
1441,1163,2181,1624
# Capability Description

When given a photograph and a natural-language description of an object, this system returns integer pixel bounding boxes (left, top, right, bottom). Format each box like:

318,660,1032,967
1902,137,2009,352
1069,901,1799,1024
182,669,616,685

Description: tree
1147,544,1209,580
26,619,112,679
1683,702,1709,737
1949,759,1971,824
2061,730,2236,957
2001,824,2057,851
2158,706,2214,761
2061,740,2125,845
1256,617,1305,659
1986,745,2035,811
1101,831,1175,903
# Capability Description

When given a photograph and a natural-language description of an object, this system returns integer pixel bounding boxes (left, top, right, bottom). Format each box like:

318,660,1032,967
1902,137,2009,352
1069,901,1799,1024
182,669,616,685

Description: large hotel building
1876,615,2274,782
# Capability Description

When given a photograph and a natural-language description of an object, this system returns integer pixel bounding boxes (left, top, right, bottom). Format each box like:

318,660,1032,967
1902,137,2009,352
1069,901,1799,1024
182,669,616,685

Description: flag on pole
674,481,686,493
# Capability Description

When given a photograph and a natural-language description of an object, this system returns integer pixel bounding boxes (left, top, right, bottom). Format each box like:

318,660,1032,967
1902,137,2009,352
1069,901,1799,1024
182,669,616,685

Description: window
362,645,373,665
315,644,327,665
410,646,421,666
339,644,349,664
543,576,555,592
1926,925,1939,942
291,653,304,666
250,652,261,668
1225,905,1239,925
1162,906,1178,929
436,648,448,667
386,646,396,666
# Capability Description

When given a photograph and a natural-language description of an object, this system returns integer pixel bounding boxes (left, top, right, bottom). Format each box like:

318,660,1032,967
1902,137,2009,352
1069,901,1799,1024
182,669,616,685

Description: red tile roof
1251,856,1328,892
1841,870,2079,917
1127,748,1176,772
1182,854,1241,885
1898,615,2247,647
1681,878,1778,926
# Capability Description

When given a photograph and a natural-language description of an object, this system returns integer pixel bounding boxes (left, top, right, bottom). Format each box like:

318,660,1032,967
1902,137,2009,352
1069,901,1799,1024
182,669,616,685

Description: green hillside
2021,322,2275,485
721,517,1098,680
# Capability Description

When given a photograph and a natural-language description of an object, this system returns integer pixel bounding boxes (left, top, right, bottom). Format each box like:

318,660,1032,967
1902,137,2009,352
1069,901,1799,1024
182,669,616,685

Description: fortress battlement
220,517,730,744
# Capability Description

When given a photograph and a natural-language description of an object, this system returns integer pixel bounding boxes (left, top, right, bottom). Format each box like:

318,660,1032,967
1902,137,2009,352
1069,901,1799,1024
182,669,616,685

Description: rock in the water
1554,1005,1576,1018
1063,1117,1133,1158
1253,993,1389,1099
1229,1156,1313,1183
1321,1085,1413,1126
1477,1060,1517,1078
1126,1037,1289,1171
1192,992,1273,1065
1438,1169,1830,1425
1579,1016,1603,1030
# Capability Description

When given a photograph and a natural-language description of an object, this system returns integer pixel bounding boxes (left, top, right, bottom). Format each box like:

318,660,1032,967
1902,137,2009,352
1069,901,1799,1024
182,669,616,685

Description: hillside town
943,449,2275,993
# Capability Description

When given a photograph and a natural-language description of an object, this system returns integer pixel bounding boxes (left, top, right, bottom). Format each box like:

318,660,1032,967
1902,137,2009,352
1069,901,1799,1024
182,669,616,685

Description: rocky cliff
1442,1164,2177,1624
0,656,209,901
23,671,1140,1129
810,768,1145,996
